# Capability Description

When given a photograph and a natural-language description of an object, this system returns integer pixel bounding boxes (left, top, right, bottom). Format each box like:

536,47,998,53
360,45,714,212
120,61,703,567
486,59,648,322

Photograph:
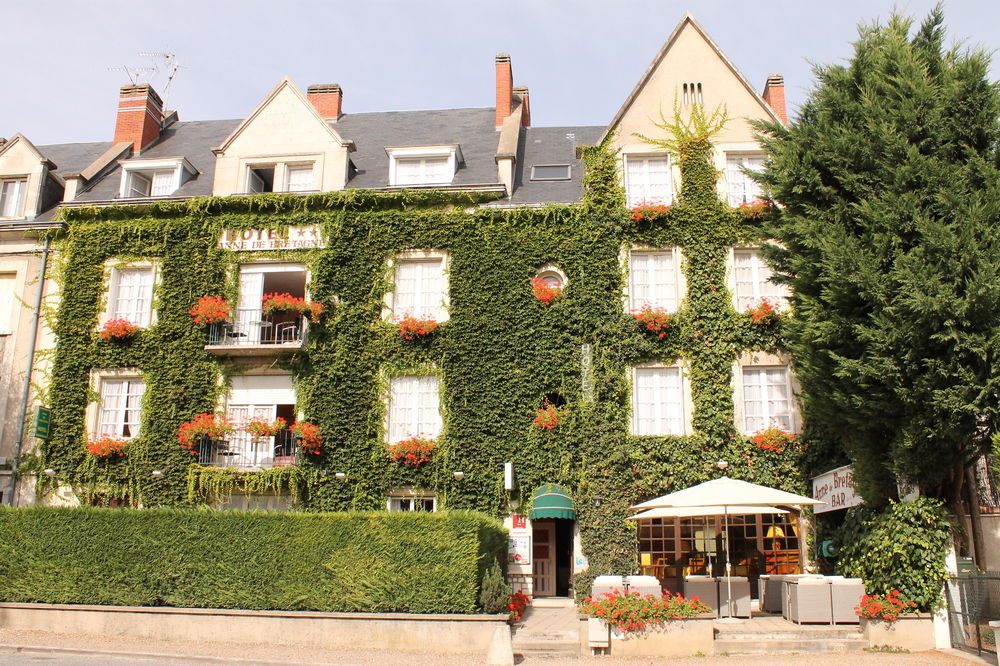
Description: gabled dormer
600,13,787,207
211,78,355,197
0,134,63,221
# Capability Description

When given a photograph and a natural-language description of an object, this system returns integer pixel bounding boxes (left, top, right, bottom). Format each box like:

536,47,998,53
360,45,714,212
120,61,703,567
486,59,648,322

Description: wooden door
532,522,555,597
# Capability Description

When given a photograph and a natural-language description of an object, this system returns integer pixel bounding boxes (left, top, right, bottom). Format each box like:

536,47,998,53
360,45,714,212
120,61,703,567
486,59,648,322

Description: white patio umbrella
625,505,789,521
629,477,824,620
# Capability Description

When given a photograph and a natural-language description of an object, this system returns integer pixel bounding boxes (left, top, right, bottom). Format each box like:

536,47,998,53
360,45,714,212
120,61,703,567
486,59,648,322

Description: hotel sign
812,464,863,514
218,225,325,251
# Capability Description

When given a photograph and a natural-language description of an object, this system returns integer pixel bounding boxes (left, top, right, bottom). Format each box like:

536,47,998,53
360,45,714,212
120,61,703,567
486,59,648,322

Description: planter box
861,614,935,651
606,616,715,657
0,603,508,656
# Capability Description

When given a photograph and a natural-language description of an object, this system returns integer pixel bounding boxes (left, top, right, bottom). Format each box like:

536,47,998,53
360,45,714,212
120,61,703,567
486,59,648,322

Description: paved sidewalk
0,627,989,665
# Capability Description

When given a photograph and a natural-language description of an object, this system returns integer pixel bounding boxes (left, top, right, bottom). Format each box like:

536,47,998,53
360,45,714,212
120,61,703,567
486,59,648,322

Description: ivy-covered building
5,14,812,598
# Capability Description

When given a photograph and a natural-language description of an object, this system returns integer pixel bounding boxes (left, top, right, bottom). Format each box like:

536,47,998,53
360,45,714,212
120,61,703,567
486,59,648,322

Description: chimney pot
762,74,787,124
113,84,164,153
307,84,344,120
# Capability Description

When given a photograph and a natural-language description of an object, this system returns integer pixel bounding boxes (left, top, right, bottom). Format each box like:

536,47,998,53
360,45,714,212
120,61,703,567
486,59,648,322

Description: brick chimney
762,74,787,124
113,84,164,153
307,84,343,120
513,86,530,127
495,53,513,128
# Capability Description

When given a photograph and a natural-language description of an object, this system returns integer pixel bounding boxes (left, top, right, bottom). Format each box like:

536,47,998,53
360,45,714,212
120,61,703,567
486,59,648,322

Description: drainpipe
6,235,51,506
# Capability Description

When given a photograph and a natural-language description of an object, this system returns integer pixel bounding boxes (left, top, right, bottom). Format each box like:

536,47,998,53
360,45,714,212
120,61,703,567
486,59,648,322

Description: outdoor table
785,577,832,624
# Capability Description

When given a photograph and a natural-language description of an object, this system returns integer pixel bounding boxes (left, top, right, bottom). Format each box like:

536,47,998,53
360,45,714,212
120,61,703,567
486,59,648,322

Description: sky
3,0,999,146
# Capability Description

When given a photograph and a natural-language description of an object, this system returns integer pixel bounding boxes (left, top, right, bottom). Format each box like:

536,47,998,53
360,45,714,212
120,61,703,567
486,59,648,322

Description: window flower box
243,417,287,440
178,413,234,456
292,421,323,455
189,296,233,325
745,298,780,325
261,293,326,323
86,434,130,460
531,277,563,306
736,197,770,219
632,304,672,338
395,314,438,340
751,427,797,453
100,318,141,341
387,436,437,466
630,202,671,222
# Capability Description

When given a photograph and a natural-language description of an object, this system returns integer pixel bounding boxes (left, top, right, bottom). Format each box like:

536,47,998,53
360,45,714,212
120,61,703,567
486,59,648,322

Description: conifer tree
753,7,1000,506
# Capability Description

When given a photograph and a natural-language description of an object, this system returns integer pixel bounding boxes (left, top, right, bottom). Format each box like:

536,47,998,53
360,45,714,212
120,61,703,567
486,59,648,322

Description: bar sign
34,407,51,440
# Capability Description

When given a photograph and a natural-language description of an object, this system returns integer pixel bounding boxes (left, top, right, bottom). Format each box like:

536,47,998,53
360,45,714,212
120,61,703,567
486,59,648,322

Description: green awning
528,484,576,520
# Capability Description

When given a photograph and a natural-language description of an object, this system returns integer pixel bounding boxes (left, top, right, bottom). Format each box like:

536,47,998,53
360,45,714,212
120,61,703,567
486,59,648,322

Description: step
713,638,869,655
716,629,862,641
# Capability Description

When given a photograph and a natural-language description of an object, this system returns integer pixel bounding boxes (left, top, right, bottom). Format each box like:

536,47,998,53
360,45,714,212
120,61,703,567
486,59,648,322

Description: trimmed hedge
0,506,505,614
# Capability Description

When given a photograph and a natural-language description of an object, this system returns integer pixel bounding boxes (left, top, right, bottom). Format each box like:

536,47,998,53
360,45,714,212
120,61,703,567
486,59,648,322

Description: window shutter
151,171,175,196
395,159,422,185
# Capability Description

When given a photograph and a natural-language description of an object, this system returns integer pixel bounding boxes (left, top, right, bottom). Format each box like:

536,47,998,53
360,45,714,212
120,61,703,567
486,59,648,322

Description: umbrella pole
724,505,733,619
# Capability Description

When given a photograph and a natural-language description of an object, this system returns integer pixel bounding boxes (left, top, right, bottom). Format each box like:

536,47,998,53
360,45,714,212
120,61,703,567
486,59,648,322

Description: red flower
751,427,796,453
388,436,437,466
189,296,232,324
86,434,130,459
533,402,566,430
100,318,141,340
746,298,780,324
631,304,671,338
629,202,671,221
292,421,324,454
178,413,234,454
531,278,563,306
395,314,438,340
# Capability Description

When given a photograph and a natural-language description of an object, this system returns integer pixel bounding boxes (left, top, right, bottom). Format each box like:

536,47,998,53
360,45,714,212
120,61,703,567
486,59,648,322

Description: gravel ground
0,628,984,665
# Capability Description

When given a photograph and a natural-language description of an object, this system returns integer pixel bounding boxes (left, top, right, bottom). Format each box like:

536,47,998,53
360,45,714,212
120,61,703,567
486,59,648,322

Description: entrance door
532,522,555,597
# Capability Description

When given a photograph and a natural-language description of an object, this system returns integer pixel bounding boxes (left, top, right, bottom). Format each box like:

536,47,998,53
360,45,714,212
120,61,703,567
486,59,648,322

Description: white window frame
100,261,158,327
0,177,28,218
728,247,790,312
384,250,450,322
625,246,685,314
285,164,315,192
386,145,462,187
236,262,309,344
623,154,673,207
725,152,766,206
224,373,296,468
386,488,437,512
118,158,196,199
630,362,692,436
733,353,799,435
88,369,146,439
0,272,17,334
385,373,443,444
240,155,322,195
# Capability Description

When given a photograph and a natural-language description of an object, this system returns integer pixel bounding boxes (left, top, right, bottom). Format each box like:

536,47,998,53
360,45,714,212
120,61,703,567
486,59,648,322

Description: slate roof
71,119,239,202
27,106,601,220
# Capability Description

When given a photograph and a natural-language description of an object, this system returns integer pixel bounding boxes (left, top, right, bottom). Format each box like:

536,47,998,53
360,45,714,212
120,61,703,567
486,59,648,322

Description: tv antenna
108,64,156,86
108,51,186,107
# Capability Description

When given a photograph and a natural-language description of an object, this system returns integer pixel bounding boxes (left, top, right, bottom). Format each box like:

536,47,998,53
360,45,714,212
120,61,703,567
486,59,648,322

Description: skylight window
530,165,571,181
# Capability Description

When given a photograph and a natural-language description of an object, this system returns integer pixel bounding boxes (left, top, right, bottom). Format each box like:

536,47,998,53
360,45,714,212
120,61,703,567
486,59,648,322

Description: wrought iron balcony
196,430,299,469
205,309,306,355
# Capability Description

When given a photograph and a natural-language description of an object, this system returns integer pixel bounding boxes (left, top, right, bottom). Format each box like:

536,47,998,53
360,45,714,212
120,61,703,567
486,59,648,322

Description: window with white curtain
741,366,794,433
393,258,446,319
0,178,27,217
624,155,672,207
394,157,452,185
108,267,154,326
97,377,145,438
732,248,789,311
286,165,314,192
628,248,681,312
0,273,16,333
726,154,765,206
387,492,437,512
631,366,685,436
387,375,442,443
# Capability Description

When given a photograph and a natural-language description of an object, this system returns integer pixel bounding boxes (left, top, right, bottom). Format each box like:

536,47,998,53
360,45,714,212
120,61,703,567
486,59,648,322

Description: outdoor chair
683,576,719,617
829,577,865,624
785,577,833,624
718,576,751,618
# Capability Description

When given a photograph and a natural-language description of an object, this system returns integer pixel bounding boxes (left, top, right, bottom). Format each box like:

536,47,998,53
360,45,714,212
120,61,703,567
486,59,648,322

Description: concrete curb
0,643,314,665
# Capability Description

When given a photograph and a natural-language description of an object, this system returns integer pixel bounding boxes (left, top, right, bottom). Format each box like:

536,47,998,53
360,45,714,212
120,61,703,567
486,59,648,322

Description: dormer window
246,162,315,193
0,178,27,217
119,158,196,199
386,146,462,187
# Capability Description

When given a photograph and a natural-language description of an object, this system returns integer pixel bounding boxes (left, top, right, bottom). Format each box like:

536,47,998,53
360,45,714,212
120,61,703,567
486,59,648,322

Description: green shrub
477,559,511,614
0,506,505,614
836,497,951,611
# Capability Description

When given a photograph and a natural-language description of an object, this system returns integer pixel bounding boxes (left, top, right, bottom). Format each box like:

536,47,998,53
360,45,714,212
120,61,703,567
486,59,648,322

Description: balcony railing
206,309,306,352
196,430,299,469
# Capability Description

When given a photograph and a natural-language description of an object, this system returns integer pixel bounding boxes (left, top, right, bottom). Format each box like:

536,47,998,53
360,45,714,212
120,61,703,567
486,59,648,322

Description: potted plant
243,417,287,440
751,427,797,453
736,197,770,219
100,318,141,341
292,421,323,455
531,277,563,306
387,435,437,466
745,298,779,324
86,433,130,460
261,292,304,317
178,413,233,456
533,402,566,430
189,296,232,325
581,589,710,633
630,202,671,221
395,314,438,340
632,304,672,338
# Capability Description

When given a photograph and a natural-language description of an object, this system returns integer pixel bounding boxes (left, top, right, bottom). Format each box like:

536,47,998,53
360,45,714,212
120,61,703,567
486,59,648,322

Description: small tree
753,7,1000,508
478,559,511,614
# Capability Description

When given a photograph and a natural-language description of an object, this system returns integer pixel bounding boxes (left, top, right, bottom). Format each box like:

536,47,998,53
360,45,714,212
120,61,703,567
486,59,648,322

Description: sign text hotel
218,225,325,251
